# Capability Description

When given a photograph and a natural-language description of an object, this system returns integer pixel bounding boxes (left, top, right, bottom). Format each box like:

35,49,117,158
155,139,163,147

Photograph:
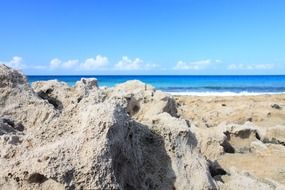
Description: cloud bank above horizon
0,55,281,75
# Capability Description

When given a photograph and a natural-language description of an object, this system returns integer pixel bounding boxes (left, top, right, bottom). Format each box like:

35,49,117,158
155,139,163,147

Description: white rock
0,65,216,190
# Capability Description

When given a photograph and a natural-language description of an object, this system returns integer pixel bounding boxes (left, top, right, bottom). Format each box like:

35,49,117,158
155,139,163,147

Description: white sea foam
165,91,285,96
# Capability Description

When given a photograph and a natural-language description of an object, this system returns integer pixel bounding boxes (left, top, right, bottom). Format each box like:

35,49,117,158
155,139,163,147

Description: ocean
27,75,285,96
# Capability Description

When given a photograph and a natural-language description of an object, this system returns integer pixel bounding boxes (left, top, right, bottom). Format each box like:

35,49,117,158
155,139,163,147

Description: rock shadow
208,160,227,183
221,128,262,154
109,120,176,190
221,132,235,154
37,89,63,111
28,173,48,184
0,118,25,135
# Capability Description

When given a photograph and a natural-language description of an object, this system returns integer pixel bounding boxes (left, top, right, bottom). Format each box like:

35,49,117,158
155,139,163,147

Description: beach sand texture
176,95,285,186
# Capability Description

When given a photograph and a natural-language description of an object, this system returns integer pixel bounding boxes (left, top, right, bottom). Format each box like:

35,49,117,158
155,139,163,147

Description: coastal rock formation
0,65,215,190
0,65,57,130
1,64,285,190
190,119,285,188
218,168,285,190
176,95,285,189
109,80,178,119
260,125,285,146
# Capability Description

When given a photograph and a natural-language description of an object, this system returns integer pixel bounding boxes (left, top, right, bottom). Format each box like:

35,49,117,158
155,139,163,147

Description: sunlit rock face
0,65,216,190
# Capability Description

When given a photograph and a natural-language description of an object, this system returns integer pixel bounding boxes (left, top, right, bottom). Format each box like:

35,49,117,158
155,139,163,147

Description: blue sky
0,0,284,75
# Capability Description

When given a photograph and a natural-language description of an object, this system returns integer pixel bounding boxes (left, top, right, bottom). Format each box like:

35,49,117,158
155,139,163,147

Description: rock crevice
0,65,215,190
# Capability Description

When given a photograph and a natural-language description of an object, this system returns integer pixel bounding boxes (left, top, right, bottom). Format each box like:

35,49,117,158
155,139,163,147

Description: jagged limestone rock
0,65,216,190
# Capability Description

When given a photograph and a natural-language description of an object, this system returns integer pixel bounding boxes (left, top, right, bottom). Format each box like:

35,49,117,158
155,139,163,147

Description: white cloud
174,59,219,70
115,56,158,70
49,58,62,69
115,56,143,70
228,64,274,70
80,55,109,70
62,59,79,69
49,55,108,70
0,56,24,69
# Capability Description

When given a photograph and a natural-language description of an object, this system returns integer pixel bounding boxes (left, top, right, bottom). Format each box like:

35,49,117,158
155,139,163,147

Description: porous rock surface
0,65,215,190
1,64,285,190
189,118,285,189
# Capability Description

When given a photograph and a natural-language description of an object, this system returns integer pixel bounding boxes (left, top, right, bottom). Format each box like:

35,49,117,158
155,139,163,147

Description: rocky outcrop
191,120,285,189
0,65,57,131
260,125,285,146
0,65,216,190
109,80,178,119
192,122,262,160
2,64,285,189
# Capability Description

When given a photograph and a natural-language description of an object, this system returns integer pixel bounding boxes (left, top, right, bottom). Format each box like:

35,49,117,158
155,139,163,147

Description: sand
176,94,285,128
176,94,285,186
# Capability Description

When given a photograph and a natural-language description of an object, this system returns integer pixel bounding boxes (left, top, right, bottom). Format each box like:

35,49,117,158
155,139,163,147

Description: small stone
271,104,282,110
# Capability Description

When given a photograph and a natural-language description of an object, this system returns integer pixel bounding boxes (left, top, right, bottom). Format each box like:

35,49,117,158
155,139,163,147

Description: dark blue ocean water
27,75,285,95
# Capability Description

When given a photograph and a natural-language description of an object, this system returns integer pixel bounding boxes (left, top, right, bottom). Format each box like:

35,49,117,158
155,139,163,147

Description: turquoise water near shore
27,75,285,95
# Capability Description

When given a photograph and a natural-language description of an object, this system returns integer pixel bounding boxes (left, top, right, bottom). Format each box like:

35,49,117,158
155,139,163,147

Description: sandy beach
176,94,285,185
176,94,285,128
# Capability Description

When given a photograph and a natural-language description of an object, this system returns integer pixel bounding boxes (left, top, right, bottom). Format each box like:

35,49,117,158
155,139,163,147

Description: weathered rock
176,93,285,188
32,78,103,112
0,65,57,130
222,123,262,153
109,80,178,119
191,122,262,161
193,122,285,187
74,77,98,92
191,124,226,160
271,104,282,110
3,64,284,189
32,80,69,110
218,168,285,190
0,65,216,190
261,125,285,146
142,113,215,189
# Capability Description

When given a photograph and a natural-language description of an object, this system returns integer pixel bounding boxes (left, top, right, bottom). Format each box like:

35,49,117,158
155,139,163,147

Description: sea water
27,75,285,96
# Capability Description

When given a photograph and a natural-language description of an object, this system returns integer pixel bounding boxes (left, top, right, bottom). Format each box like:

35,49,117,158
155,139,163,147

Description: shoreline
27,75,285,97
168,91,285,96
34,80,285,97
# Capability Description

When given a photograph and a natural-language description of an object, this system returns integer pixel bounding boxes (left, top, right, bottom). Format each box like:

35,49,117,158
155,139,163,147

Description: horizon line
26,74,285,77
